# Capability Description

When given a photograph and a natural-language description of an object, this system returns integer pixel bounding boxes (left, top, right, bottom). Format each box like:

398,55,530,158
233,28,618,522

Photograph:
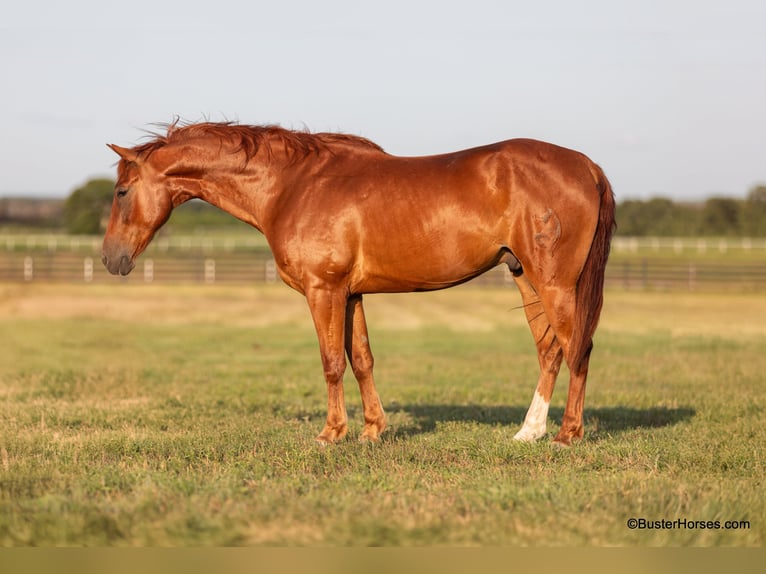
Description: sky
1,0,764,201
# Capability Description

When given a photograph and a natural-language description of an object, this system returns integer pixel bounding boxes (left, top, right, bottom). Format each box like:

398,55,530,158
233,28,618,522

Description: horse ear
107,143,139,163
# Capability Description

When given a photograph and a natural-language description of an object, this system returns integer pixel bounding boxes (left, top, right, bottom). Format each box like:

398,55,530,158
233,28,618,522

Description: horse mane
132,120,385,162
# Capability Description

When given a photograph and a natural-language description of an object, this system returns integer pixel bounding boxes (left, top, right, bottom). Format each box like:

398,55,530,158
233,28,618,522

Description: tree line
617,186,766,237
4,179,766,237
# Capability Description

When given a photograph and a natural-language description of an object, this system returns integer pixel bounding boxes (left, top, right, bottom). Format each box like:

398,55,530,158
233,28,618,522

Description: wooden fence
1,235,765,291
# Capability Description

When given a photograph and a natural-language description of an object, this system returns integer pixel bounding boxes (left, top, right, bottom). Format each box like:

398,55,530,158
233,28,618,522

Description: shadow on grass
385,403,696,438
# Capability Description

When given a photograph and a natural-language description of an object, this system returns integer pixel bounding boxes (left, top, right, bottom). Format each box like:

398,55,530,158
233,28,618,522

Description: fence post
144,259,154,283
265,259,277,283
204,259,216,284
84,257,94,283
23,256,34,281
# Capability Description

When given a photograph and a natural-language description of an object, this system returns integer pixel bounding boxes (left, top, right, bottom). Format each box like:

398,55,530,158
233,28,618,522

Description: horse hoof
552,430,581,448
513,428,546,442
359,432,381,443
315,426,348,445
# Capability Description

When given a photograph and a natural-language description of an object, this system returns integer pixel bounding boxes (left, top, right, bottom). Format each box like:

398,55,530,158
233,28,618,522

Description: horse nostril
100,251,133,275
118,255,134,276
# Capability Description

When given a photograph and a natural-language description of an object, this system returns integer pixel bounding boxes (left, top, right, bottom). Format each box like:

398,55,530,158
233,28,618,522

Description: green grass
0,284,764,546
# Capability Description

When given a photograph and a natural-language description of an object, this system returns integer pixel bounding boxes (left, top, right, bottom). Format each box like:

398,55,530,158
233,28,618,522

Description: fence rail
612,236,766,254
1,235,765,290
6,234,766,254
0,233,269,253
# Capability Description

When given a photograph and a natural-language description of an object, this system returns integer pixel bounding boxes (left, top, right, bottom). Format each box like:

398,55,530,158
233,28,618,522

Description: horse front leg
306,287,350,444
345,295,386,441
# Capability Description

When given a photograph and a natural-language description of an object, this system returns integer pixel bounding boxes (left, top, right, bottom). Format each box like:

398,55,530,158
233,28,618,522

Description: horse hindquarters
553,167,615,444
513,164,615,445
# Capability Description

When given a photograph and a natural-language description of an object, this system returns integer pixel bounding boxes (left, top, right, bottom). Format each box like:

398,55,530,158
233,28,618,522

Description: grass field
0,282,764,546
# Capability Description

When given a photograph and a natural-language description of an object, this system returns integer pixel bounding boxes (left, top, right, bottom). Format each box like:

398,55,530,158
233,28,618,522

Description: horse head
101,144,174,276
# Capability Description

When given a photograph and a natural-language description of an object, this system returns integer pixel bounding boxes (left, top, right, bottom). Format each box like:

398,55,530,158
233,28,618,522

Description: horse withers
102,121,615,446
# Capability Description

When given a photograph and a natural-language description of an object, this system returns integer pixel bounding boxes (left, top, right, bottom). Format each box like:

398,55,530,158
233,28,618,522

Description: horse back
269,138,604,294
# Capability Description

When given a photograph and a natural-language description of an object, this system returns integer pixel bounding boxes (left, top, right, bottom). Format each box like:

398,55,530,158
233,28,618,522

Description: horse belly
352,231,502,293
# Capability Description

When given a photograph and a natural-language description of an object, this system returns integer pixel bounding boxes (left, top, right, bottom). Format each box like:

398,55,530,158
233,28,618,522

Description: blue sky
1,0,764,200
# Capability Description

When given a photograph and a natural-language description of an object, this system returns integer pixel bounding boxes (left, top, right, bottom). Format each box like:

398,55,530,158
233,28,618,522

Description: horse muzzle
102,253,135,276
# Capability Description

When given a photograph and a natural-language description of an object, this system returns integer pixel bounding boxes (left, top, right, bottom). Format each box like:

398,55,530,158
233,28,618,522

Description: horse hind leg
523,280,592,447
345,295,386,441
512,273,563,442
555,346,590,446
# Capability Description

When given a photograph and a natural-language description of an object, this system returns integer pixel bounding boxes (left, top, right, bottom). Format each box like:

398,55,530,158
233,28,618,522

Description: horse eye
116,188,129,198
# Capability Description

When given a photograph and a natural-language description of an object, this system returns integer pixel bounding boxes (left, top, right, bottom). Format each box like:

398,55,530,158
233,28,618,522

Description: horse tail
571,164,616,373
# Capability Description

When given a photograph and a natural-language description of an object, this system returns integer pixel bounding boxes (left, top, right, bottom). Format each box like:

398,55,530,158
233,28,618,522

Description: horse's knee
322,354,346,383
350,351,374,379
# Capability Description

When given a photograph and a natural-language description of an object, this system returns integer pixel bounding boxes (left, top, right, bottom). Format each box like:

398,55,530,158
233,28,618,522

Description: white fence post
265,259,277,283
144,259,154,283
204,259,216,284
83,257,94,283
23,256,33,281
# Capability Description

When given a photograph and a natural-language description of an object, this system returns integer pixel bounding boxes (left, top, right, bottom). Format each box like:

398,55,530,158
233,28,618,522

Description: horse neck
167,135,337,233
174,151,287,233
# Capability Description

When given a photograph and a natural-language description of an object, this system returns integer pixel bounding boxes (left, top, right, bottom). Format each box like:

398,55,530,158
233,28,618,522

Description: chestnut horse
103,121,615,446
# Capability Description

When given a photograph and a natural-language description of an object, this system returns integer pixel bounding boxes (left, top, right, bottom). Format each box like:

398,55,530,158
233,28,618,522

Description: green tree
700,197,741,236
616,197,700,236
742,185,766,237
64,178,115,234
